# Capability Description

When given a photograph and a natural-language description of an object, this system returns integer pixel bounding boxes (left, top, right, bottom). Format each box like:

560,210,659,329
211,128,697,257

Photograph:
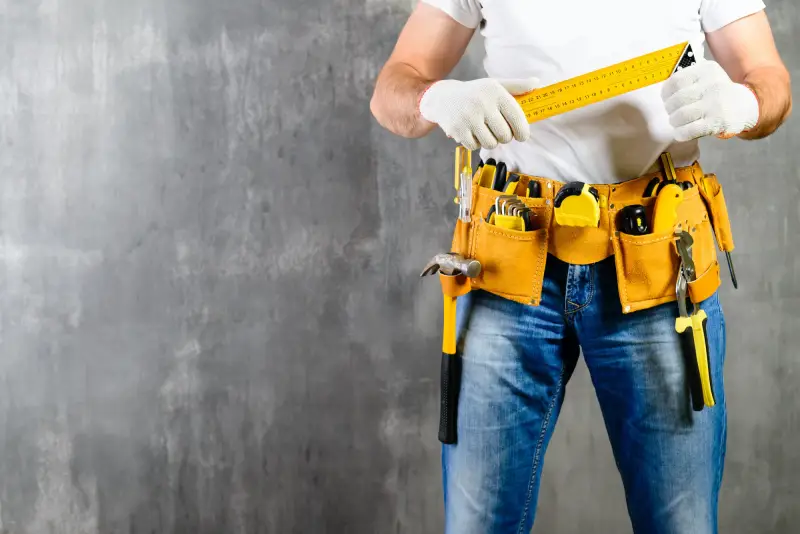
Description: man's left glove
662,59,760,142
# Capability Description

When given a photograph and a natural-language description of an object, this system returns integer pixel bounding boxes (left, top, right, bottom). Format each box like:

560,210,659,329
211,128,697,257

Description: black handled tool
527,180,541,198
619,204,649,235
438,307,461,444
491,162,508,191
501,171,519,194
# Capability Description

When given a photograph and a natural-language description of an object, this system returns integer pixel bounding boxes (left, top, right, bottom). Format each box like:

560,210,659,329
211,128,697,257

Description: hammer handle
438,295,460,444
438,352,460,444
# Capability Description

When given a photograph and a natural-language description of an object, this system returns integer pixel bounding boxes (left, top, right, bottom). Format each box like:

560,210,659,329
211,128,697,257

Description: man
371,1,791,533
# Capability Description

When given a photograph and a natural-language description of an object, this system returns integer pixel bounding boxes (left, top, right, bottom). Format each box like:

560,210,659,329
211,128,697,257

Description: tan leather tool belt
442,159,735,314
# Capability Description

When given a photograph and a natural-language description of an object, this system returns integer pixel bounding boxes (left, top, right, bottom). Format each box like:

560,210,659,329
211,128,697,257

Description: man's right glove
418,77,539,151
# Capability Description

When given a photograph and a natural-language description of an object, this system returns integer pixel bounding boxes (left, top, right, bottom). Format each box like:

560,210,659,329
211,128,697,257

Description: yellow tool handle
652,184,684,234
454,146,472,190
442,295,457,355
493,214,526,231
661,152,678,182
676,310,715,409
690,310,715,407
515,42,693,123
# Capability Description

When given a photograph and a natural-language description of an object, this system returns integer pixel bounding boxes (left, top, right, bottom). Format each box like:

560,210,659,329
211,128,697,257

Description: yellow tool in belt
553,182,601,227
674,231,715,410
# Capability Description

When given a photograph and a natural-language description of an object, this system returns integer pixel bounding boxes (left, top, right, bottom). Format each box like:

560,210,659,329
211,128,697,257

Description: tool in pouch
652,153,716,410
674,231,716,410
618,153,688,236
616,157,716,410
484,166,542,232
697,175,738,289
420,146,482,444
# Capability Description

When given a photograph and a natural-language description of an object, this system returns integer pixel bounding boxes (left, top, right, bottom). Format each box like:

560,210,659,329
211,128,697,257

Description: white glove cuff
736,82,761,131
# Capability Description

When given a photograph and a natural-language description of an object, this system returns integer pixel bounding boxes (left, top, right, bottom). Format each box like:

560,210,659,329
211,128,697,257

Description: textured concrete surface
0,0,796,532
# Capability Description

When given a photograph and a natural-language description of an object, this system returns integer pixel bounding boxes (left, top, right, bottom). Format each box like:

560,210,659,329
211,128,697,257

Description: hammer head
420,253,481,278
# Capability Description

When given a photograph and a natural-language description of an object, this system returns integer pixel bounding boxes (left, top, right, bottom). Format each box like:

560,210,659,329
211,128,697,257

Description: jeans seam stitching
564,266,595,316
564,265,574,315
564,300,590,315
516,363,565,534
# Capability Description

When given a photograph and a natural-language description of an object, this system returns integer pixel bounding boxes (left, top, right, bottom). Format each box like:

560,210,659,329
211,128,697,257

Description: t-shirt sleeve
420,0,483,29
700,0,766,33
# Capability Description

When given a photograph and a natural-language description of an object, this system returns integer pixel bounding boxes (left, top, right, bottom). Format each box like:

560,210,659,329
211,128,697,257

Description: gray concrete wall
0,0,796,532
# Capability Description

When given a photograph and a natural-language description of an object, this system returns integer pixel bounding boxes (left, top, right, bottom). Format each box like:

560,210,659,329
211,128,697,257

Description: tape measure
553,182,601,227
515,42,697,123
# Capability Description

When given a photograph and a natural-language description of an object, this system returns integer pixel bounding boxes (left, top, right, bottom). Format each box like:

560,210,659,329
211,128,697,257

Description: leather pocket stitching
472,219,549,300
614,229,681,310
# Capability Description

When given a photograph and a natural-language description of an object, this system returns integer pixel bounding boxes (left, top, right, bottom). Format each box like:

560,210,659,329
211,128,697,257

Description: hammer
419,252,481,444
419,252,481,278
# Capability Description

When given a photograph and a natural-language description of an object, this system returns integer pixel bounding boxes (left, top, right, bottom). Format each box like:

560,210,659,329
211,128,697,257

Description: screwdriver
698,176,738,289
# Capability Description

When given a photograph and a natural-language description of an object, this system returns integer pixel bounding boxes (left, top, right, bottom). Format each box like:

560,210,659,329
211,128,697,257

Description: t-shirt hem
701,1,766,33
420,0,482,29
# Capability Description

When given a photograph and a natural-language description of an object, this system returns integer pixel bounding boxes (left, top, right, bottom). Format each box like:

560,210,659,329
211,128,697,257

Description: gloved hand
662,59,760,142
418,77,539,151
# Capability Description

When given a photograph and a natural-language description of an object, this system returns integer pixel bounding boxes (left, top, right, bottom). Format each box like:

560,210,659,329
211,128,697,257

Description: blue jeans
443,254,727,534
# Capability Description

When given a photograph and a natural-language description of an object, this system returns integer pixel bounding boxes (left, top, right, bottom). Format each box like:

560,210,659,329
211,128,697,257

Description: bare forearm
370,62,437,138
739,67,792,140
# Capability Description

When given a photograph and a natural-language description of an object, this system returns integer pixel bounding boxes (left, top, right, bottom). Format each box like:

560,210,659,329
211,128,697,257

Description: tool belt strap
446,160,734,314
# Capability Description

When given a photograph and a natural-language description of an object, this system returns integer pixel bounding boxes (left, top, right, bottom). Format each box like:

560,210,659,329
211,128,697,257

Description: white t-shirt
421,0,766,183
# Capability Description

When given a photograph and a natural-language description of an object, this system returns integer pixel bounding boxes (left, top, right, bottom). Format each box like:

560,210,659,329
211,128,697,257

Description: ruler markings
514,42,694,123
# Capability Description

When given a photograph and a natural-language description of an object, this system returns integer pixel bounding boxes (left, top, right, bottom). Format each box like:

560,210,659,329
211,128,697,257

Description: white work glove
418,77,539,151
662,59,760,142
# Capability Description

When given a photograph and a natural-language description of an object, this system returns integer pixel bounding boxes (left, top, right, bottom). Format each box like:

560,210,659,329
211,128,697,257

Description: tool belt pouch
448,171,552,305
698,173,735,253
611,185,721,312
